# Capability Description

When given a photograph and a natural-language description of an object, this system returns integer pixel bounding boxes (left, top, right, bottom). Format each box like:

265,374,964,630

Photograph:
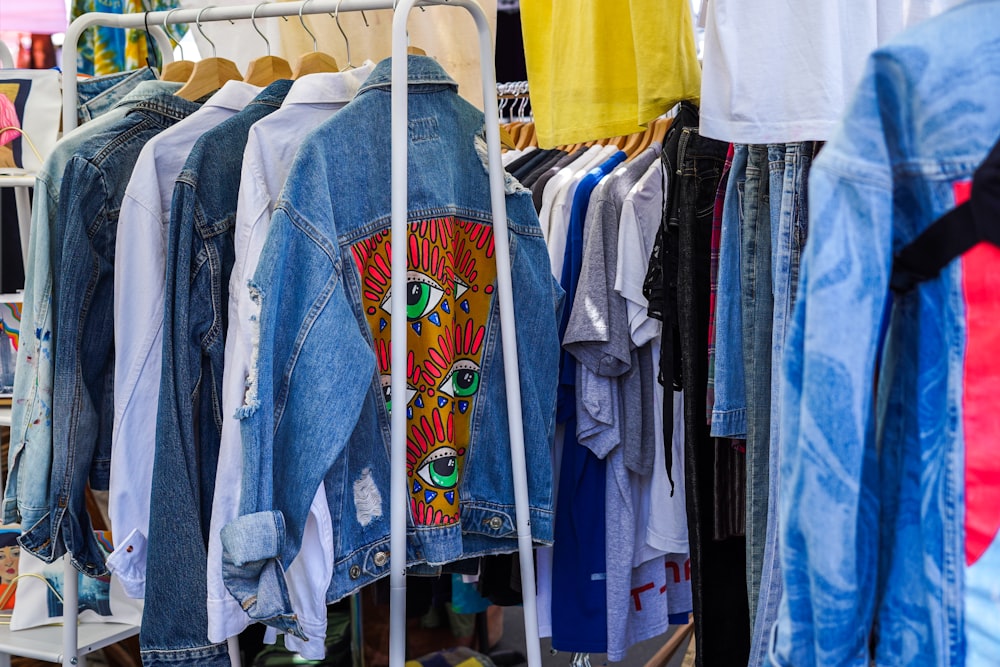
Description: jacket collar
357,55,458,95
248,79,295,108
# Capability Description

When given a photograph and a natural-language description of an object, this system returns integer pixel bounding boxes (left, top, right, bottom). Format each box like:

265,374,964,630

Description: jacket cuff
220,511,304,639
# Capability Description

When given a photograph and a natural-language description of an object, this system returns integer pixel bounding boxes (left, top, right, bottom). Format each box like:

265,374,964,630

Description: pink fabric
0,95,20,146
959,179,1000,567
0,1,68,34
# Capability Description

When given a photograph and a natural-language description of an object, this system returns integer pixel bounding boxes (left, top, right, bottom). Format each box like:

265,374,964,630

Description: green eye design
438,360,481,399
417,447,459,489
380,272,445,321
380,375,416,412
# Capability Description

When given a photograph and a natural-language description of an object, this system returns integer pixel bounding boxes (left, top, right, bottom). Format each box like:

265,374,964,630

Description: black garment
531,148,586,213
674,127,751,667
522,149,566,190
1,189,25,292
713,441,746,541
477,554,524,606
643,102,699,486
511,148,555,183
495,10,527,85
504,148,544,177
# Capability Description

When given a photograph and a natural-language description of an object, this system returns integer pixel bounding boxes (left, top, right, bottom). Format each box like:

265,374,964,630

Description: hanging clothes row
6,54,563,667
492,105,697,661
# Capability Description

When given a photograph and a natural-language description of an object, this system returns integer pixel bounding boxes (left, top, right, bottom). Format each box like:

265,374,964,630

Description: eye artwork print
352,217,497,525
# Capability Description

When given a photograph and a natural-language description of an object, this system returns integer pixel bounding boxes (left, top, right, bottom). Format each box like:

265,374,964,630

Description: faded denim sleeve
5,174,56,527
772,57,896,667
221,194,374,637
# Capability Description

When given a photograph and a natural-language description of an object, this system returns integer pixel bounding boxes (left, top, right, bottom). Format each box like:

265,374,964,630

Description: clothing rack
55,3,542,667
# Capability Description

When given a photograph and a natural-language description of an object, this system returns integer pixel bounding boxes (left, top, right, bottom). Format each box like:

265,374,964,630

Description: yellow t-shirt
521,0,702,148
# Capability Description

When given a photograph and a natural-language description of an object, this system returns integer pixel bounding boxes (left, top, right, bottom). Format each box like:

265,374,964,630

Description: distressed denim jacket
220,56,562,637
774,2,1000,666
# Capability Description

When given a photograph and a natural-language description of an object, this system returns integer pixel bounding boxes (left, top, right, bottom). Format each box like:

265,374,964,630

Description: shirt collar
202,80,264,112
281,62,375,107
357,55,458,95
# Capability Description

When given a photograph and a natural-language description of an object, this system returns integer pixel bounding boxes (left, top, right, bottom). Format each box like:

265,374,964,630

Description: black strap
890,203,977,294
891,136,1000,294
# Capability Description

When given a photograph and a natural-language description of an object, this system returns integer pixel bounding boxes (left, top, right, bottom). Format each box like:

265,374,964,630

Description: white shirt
537,145,604,244
108,81,262,598
616,160,688,553
698,0,962,143
207,66,372,657
546,144,619,278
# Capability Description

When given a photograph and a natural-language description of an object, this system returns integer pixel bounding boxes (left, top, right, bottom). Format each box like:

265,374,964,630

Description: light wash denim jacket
774,2,1000,666
220,56,563,637
4,80,181,531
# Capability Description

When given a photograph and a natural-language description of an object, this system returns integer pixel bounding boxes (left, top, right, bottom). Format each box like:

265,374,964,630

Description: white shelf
0,173,36,188
0,621,138,663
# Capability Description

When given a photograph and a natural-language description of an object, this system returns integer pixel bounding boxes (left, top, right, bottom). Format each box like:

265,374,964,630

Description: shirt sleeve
106,187,168,598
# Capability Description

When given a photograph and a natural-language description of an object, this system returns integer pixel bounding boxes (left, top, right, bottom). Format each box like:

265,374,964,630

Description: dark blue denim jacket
140,80,291,667
774,2,1000,665
220,57,562,637
20,93,201,578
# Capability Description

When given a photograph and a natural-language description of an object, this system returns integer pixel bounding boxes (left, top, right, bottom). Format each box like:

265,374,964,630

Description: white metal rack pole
58,6,543,667
388,4,541,667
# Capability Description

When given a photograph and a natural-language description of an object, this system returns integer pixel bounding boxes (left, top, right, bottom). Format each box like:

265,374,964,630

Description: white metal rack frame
30,3,544,667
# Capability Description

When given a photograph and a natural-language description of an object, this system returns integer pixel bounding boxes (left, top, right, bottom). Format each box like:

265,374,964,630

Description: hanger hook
298,0,319,52
335,0,353,68
164,8,185,60
196,6,217,58
251,3,271,56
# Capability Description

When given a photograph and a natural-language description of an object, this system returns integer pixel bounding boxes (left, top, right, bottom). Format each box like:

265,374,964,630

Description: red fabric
959,180,1000,567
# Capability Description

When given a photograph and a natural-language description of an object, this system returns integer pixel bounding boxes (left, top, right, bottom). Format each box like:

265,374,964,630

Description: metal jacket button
349,565,361,579
488,516,503,530
373,551,388,567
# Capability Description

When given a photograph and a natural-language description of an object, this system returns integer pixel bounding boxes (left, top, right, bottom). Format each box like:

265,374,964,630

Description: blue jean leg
748,142,814,666
711,144,749,439
741,145,773,631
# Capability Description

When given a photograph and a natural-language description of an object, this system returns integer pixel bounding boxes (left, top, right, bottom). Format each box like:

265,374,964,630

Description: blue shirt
551,151,626,653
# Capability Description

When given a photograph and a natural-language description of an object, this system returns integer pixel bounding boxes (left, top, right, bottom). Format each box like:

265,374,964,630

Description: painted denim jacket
220,56,562,637
774,2,1000,666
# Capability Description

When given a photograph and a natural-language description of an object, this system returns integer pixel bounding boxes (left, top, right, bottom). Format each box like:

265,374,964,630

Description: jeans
741,145,774,630
76,68,156,125
747,142,814,666
710,145,749,438
675,127,750,667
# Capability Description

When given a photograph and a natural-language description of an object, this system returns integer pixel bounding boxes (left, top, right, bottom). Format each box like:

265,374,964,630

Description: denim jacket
4,81,181,531
140,81,290,667
220,56,562,637
774,2,1000,665
19,93,201,579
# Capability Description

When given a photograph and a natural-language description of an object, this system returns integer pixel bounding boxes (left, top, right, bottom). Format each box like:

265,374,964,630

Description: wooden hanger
407,46,427,56
175,8,243,101
243,3,293,86
158,9,194,83
292,0,339,78
515,122,535,150
621,130,644,158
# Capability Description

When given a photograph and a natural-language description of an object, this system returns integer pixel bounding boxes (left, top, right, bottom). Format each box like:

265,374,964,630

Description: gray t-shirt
563,146,670,660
